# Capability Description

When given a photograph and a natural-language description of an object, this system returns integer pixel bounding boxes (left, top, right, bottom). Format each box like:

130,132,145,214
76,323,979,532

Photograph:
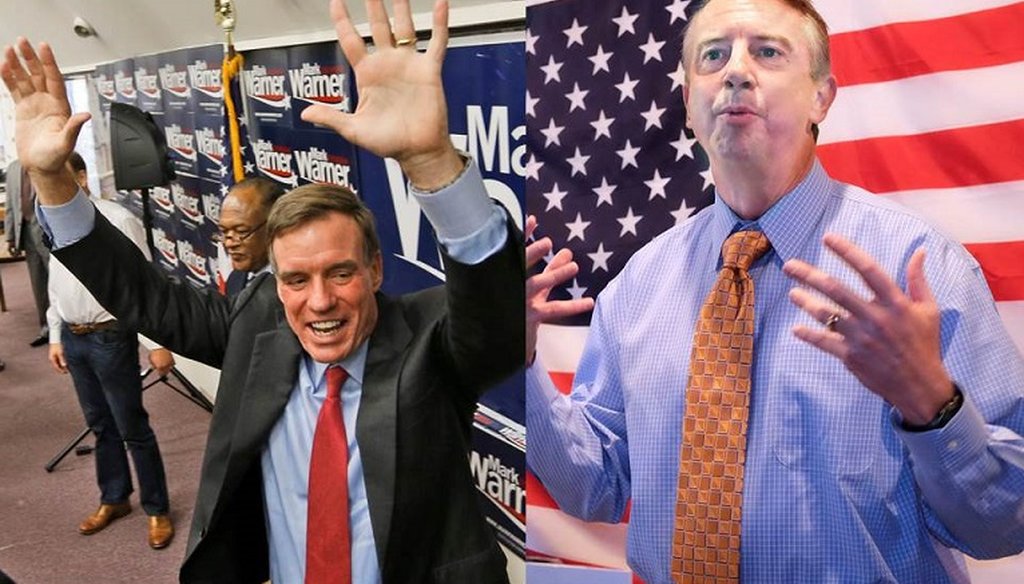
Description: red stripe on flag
549,371,574,394
964,240,1024,302
527,470,560,510
817,119,1024,193
830,3,1024,87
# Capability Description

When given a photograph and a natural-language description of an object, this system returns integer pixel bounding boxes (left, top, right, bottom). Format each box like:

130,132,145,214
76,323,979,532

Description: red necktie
671,230,772,583
306,365,352,584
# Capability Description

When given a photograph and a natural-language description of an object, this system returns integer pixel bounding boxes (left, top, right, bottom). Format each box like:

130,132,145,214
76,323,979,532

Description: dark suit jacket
224,269,249,299
56,209,524,584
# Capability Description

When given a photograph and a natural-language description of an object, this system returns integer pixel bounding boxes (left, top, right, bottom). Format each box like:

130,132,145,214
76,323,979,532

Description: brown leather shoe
147,514,174,549
78,502,132,535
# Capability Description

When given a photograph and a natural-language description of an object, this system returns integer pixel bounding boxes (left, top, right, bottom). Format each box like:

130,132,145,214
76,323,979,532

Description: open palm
302,0,457,184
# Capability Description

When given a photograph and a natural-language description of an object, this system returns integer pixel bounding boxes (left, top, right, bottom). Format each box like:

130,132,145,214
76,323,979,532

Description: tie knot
325,366,348,400
721,230,771,272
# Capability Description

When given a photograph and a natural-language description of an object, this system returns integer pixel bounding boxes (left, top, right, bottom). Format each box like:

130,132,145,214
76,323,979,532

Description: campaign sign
114,189,147,221
171,175,206,232
287,42,351,132
470,402,526,556
290,129,357,189
248,124,298,189
354,40,526,296
243,48,291,128
198,177,224,249
150,220,181,278
149,184,177,223
195,113,227,183
187,45,224,116
163,109,198,178
157,48,193,112
113,58,137,106
176,228,216,290
134,54,164,114
93,63,117,116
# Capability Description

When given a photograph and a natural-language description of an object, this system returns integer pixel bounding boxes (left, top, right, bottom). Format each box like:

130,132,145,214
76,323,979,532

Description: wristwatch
902,386,964,432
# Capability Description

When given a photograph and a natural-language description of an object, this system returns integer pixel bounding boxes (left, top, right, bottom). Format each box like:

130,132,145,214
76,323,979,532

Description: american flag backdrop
215,50,257,295
524,0,1024,581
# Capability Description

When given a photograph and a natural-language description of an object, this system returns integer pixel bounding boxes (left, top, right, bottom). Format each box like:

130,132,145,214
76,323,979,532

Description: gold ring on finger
823,312,842,333
395,37,417,47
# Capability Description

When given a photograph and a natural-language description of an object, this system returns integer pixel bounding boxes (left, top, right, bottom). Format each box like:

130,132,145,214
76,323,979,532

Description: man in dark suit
218,176,283,298
4,158,50,346
2,0,523,582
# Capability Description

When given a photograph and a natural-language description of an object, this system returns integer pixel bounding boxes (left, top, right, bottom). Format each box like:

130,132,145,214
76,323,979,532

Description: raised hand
526,215,595,364
1,38,89,203
301,0,461,190
783,233,954,425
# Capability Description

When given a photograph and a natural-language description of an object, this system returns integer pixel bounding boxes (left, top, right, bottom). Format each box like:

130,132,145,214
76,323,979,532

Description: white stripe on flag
526,505,631,570
886,182,1024,244
820,61,1024,146
816,0,1020,34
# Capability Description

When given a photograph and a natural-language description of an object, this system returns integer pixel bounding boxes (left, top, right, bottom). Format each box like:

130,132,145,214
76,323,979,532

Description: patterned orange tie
671,230,772,583
306,365,352,584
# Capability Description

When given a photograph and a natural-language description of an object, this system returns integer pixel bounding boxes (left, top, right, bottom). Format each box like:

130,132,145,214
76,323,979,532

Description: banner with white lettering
352,39,526,556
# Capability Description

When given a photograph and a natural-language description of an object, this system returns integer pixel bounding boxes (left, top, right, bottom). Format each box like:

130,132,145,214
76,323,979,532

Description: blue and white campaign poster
93,63,117,116
355,40,526,296
286,42,352,132
242,48,290,127
351,38,526,556
187,45,224,116
158,48,192,112
134,54,164,114
113,59,138,107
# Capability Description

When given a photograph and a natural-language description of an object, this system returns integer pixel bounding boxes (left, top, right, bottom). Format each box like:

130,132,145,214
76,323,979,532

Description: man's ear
682,83,693,130
811,74,837,125
370,251,383,291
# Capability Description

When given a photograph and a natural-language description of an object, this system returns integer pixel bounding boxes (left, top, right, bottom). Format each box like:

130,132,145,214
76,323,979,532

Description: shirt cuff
411,157,508,265
526,355,565,408
37,189,96,249
895,390,990,476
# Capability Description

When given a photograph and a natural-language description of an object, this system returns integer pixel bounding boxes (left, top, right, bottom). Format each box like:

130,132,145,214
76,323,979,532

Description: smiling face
219,185,271,273
273,212,383,364
682,0,835,166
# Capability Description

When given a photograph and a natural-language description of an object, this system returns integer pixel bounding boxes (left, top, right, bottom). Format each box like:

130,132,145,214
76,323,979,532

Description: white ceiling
0,0,523,73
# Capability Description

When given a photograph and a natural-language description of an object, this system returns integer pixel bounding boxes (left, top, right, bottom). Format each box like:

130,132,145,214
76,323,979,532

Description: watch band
902,386,964,432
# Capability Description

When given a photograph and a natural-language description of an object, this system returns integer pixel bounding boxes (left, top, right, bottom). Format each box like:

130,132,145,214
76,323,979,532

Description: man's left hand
301,0,462,191
148,348,175,378
783,233,954,425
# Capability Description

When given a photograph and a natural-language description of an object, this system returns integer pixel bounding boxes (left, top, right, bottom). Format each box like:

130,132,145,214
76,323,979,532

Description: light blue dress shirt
41,159,512,584
527,160,1024,584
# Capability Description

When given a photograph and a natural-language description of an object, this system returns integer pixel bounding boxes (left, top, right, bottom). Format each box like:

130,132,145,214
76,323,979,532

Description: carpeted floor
0,260,210,584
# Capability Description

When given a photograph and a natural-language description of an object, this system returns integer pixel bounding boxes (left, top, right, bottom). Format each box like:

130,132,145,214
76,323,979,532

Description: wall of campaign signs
89,36,526,555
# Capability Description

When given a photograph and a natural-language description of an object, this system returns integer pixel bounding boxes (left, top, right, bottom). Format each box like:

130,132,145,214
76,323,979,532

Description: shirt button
946,440,959,451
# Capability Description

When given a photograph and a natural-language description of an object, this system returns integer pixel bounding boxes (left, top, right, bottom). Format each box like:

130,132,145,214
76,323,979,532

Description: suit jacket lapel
358,294,411,570
223,322,301,490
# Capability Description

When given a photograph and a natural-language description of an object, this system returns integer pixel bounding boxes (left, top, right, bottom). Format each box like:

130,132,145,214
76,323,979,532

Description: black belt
67,320,118,335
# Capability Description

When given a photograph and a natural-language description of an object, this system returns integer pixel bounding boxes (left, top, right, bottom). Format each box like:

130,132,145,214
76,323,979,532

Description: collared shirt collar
301,339,369,395
708,158,833,265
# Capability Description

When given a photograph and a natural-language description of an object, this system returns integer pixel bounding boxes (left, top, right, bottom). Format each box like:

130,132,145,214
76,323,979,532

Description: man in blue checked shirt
526,0,1024,582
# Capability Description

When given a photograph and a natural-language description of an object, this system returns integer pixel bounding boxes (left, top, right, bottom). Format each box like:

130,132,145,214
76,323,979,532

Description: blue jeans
62,324,169,515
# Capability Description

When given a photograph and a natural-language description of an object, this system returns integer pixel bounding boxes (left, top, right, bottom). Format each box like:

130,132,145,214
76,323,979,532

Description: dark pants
62,325,169,515
21,218,49,331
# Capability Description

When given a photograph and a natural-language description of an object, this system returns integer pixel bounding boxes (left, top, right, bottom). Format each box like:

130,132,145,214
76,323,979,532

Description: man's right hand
1,38,89,205
48,342,68,374
526,215,594,364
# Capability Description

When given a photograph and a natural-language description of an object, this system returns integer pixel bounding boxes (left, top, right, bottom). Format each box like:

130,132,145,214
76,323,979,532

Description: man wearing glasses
216,177,285,298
